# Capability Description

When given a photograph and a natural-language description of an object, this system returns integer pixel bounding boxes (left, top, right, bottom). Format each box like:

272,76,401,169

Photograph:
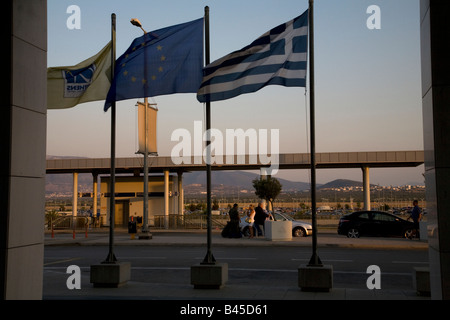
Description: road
43,244,428,294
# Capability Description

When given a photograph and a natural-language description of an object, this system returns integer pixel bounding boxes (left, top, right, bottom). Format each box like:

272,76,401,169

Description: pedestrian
246,205,256,238
254,202,269,237
408,200,422,239
96,210,100,227
224,203,241,238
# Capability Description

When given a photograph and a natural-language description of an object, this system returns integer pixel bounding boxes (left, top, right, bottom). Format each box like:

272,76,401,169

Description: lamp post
131,18,152,239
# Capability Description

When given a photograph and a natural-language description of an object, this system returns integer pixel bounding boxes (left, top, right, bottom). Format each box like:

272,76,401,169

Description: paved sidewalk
44,227,429,250
43,228,430,301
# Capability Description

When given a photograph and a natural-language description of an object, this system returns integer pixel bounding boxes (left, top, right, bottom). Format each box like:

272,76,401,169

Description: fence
152,214,229,230
47,216,89,230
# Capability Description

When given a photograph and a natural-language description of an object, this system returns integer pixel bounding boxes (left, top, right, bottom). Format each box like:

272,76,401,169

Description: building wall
421,0,450,300
0,0,47,299
100,175,179,227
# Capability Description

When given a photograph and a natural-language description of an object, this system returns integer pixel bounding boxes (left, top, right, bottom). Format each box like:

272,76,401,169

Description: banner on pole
137,102,158,155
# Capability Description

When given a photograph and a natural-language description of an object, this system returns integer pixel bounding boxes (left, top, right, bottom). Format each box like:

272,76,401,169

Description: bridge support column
260,167,270,180
362,166,370,211
93,173,98,225
164,170,169,229
73,172,78,217
177,172,184,216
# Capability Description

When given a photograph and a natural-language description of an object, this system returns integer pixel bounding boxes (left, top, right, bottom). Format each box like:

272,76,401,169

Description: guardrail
47,216,89,230
47,216,90,239
152,214,229,229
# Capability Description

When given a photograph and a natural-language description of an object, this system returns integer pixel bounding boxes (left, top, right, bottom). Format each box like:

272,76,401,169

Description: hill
318,179,380,190
183,171,311,191
318,179,363,190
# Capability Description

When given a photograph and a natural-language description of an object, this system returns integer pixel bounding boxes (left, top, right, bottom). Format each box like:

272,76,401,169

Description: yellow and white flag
47,41,112,109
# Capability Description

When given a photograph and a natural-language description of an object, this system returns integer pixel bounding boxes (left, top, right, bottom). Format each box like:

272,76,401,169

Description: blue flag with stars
104,18,203,111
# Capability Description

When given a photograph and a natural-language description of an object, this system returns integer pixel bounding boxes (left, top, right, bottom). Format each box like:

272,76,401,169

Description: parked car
337,211,415,238
240,212,313,237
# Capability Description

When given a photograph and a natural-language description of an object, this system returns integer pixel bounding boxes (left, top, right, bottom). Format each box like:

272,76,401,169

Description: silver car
240,212,313,237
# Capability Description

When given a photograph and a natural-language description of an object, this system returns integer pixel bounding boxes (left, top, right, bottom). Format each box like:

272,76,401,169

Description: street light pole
131,18,152,239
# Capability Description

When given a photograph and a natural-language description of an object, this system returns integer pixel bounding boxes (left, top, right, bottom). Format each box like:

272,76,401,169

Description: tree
252,177,282,218
212,198,219,210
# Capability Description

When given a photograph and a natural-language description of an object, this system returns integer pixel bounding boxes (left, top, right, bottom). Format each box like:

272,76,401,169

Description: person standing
246,205,256,238
228,203,241,238
254,202,269,237
409,200,422,238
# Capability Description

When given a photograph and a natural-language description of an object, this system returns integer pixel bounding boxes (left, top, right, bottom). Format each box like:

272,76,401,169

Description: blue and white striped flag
197,10,308,103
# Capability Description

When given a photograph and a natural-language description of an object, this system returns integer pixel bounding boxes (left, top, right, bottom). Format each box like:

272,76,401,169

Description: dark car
338,211,415,238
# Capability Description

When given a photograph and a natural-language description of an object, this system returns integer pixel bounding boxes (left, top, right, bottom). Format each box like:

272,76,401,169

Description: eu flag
104,18,203,111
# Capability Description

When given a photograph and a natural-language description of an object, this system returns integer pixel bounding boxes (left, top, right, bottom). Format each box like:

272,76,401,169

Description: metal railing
47,216,89,230
152,214,229,229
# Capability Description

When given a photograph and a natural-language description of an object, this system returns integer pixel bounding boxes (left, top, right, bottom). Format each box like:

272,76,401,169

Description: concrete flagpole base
298,264,333,292
191,263,228,289
90,262,131,288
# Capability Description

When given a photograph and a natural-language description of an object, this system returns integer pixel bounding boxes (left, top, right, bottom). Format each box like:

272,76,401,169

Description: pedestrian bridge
46,150,424,214
46,150,424,174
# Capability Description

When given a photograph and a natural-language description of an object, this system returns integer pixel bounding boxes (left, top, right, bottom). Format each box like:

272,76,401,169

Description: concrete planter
419,221,428,240
264,220,292,241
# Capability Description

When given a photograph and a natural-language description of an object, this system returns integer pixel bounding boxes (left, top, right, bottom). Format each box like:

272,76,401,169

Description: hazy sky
47,0,424,185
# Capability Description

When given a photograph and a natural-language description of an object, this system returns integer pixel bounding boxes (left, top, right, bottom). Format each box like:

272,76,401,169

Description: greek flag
197,10,308,103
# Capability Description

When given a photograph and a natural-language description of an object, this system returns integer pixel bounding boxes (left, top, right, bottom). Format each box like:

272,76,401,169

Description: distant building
100,175,182,228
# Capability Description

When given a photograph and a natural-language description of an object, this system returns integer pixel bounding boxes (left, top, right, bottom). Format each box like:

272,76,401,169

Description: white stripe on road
195,257,257,260
118,257,167,260
392,261,428,264
291,259,353,263
43,266,412,276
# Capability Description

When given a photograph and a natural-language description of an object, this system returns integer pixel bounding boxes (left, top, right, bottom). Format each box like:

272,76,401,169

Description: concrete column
73,172,78,217
260,167,269,180
420,0,450,299
362,166,370,211
92,173,98,224
177,172,184,215
0,0,47,299
164,170,169,229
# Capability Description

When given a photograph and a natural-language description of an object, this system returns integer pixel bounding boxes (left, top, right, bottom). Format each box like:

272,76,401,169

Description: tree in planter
252,177,282,220
212,198,219,210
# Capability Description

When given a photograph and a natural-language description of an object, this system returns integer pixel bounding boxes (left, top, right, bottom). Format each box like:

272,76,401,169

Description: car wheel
293,227,306,237
404,228,414,239
347,228,360,238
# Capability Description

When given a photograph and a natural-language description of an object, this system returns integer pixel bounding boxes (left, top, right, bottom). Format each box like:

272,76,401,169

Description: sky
47,0,424,186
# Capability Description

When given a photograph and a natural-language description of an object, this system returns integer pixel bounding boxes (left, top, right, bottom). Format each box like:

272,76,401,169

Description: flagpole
307,0,322,267
105,13,117,263
202,5,216,265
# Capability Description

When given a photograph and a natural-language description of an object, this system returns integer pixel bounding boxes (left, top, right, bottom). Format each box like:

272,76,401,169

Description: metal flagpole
104,13,117,263
202,6,216,265
307,0,322,267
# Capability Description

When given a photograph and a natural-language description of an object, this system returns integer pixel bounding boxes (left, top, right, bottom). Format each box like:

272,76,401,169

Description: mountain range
45,170,368,194
183,171,312,191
